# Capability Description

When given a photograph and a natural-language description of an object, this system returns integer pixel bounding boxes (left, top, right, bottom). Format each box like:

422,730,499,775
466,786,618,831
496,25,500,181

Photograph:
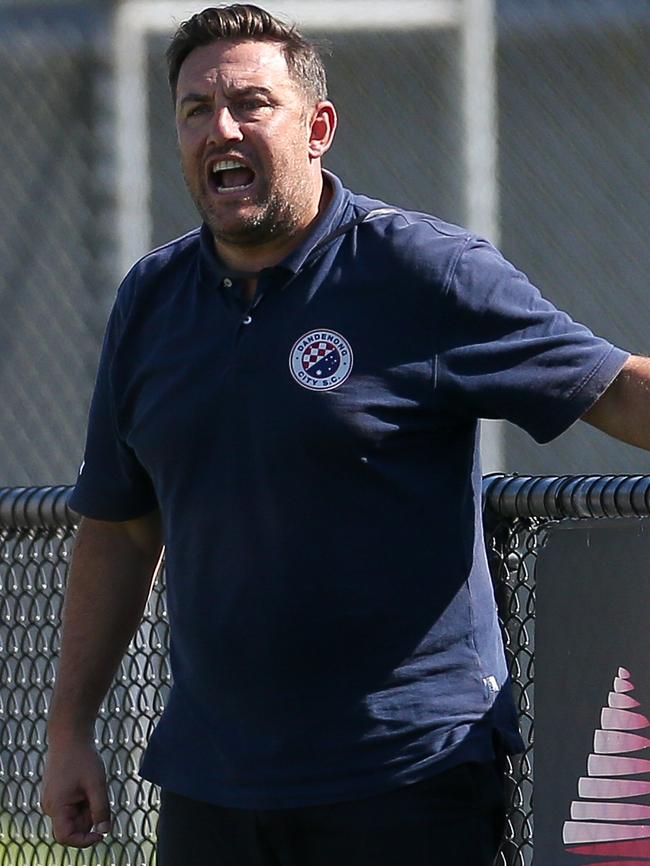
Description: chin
209,220,273,247
208,211,290,245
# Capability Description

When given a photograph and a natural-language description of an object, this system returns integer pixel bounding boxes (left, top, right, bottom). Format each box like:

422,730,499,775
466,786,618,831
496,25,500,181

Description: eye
187,104,210,117
236,98,271,115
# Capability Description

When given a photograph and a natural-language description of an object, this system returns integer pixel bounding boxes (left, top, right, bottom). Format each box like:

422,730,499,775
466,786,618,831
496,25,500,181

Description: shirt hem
140,728,512,810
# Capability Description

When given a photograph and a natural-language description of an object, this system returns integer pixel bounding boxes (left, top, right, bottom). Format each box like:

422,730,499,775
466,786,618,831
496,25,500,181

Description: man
41,5,650,865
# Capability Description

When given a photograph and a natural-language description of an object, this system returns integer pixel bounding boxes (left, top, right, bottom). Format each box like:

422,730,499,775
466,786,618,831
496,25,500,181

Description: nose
207,106,243,145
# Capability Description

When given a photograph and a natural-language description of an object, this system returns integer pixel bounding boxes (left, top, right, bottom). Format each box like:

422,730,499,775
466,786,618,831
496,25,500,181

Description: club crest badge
289,329,353,391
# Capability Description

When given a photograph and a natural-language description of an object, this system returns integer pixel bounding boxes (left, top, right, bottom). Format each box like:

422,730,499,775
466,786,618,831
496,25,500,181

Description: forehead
176,39,294,95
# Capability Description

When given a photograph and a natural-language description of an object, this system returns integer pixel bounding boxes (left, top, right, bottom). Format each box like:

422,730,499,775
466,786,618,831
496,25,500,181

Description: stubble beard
188,165,313,249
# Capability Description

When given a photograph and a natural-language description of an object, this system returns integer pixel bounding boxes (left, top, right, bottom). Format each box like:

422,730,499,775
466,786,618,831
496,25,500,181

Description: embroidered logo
563,667,650,863
289,330,353,391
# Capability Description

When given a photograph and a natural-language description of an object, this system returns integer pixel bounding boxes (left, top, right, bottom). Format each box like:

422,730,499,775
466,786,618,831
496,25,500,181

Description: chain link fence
0,1,114,488
497,0,650,475
2,1,650,485
3,475,650,864
0,488,168,866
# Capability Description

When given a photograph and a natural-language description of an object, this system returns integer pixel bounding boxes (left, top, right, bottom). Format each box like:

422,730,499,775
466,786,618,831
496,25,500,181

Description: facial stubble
183,140,315,249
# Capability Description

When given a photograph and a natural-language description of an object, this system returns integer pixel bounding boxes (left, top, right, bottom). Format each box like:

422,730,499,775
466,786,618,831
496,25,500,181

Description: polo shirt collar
197,170,350,286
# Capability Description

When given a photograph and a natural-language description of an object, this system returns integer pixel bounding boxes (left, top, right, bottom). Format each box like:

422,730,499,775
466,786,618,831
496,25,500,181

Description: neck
213,176,332,274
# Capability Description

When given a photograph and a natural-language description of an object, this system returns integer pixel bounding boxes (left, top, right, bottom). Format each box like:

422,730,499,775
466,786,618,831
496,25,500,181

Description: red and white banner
534,519,650,866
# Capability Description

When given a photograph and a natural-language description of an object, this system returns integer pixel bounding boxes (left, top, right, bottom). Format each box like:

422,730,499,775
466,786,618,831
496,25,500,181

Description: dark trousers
156,760,506,866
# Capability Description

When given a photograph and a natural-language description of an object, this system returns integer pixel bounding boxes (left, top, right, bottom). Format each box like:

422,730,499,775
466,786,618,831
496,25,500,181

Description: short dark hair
166,4,328,104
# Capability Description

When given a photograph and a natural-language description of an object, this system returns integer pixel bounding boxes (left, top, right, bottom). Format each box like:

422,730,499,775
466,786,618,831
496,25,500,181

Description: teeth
212,159,246,173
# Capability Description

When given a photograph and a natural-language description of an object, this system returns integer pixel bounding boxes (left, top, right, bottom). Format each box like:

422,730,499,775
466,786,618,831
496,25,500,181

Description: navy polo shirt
70,171,628,808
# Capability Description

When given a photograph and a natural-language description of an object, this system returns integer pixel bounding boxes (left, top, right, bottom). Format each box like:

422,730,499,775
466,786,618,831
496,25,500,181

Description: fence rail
484,473,650,519
3,477,650,865
0,486,76,529
5,473,650,529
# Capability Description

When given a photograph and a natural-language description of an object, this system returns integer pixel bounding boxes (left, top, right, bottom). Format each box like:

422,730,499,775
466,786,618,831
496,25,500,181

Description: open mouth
209,159,256,194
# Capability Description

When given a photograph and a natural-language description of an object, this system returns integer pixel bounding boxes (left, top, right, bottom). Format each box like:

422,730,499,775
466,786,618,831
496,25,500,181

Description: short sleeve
436,238,629,443
69,292,158,521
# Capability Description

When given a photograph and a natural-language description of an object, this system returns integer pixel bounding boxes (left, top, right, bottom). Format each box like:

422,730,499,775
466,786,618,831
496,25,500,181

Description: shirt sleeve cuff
533,345,630,444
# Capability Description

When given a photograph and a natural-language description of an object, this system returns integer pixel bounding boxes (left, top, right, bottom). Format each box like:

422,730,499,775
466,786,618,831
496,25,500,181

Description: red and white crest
289,329,353,391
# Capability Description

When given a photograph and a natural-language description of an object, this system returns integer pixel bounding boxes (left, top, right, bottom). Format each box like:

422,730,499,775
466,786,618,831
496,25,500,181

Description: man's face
175,39,324,248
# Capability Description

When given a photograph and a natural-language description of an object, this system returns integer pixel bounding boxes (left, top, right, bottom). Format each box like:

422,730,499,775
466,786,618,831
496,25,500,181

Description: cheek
177,130,203,169
265,134,310,172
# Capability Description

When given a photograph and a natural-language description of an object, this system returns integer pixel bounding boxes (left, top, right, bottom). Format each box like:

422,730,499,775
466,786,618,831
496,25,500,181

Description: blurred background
1,0,649,486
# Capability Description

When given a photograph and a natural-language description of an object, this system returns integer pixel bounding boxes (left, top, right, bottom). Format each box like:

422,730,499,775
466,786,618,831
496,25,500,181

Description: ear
308,101,337,160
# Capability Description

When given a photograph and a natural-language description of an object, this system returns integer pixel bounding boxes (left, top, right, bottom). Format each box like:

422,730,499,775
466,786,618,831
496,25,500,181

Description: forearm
582,355,650,451
48,511,163,743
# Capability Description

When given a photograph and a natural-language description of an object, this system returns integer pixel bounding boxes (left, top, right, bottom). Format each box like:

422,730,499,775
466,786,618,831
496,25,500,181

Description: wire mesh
0,3,112,488
487,513,545,866
3,0,650,854
0,491,170,866
4,2,650,485
7,476,650,864
497,0,650,475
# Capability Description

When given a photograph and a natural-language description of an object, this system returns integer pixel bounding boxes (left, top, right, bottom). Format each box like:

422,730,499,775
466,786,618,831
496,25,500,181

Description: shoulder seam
354,203,473,242
432,235,473,397
441,233,475,298
133,226,201,268
118,227,201,316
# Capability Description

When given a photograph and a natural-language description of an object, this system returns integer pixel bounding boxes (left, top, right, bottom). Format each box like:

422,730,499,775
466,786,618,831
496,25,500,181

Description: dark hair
166,4,328,104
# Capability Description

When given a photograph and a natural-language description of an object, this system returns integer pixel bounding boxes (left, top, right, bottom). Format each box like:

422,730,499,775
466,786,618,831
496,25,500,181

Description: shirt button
223,277,233,288
242,315,252,325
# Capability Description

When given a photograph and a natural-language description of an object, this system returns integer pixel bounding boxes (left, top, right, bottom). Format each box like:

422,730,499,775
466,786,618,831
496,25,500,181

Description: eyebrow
178,92,212,110
178,85,274,109
224,84,273,97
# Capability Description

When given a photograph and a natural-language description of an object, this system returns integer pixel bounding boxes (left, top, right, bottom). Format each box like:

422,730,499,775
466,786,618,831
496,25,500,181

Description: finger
51,809,102,849
88,785,112,836
60,829,104,848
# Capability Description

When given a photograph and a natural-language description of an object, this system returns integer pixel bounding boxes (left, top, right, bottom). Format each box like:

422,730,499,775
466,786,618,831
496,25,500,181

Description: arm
582,355,650,449
41,510,163,848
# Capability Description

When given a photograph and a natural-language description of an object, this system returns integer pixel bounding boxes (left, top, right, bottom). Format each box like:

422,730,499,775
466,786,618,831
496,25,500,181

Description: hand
41,738,112,848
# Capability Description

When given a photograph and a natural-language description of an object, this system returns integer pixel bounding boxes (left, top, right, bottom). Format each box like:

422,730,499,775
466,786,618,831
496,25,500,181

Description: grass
0,813,156,866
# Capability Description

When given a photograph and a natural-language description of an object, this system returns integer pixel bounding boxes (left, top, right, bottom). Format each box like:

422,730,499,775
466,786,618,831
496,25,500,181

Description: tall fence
3,3,650,485
2,475,650,865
